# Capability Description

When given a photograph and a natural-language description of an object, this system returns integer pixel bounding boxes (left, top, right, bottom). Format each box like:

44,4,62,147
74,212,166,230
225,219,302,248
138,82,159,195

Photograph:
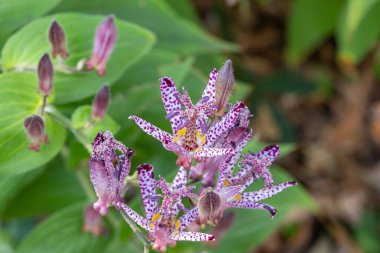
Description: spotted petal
138,163,159,221
171,232,215,242
160,77,182,134
114,201,152,231
179,207,199,232
241,181,296,202
205,102,246,146
171,166,188,191
129,115,172,143
201,68,217,102
226,201,277,218
193,147,233,157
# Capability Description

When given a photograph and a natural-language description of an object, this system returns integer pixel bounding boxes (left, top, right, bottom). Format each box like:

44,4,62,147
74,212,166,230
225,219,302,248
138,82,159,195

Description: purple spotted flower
86,16,116,76
129,68,246,168
89,131,134,215
114,164,214,252
195,144,297,226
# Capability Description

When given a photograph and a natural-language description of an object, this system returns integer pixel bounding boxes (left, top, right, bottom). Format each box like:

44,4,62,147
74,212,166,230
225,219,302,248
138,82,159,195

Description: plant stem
45,106,92,153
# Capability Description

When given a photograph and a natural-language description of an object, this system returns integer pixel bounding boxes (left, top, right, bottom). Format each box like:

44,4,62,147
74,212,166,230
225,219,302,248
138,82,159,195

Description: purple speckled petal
114,201,152,231
171,232,215,242
256,144,280,167
156,176,171,195
226,201,277,218
117,149,134,197
217,127,253,189
138,163,159,221
218,185,242,202
205,102,246,146
160,77,182,134
193,147,233,157
201,68,217,102
241,181,297,202
179,207,199,231
129,115,173,143
171,166,188,191
181,87,193,109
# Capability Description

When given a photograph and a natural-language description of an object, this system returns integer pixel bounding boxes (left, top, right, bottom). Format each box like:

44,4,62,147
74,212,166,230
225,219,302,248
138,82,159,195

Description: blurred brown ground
191,1,380,252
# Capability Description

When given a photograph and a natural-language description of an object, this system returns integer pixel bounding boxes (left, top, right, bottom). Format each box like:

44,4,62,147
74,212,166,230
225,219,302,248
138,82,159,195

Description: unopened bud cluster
24,16,117,151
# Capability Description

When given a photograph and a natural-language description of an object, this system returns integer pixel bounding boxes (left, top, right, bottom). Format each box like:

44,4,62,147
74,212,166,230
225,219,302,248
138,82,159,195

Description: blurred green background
1,0,380,252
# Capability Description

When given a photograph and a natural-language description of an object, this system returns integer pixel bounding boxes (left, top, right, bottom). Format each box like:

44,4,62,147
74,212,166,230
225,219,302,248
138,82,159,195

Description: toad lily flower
115,164,214,252
129,70,246,168
89,131,134,215
86,16,116,76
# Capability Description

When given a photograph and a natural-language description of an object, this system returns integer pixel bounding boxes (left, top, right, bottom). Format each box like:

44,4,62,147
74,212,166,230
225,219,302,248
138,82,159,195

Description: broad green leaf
2,13,155,104
17,202,110,253
0,0,62,49
158,57,195,84
1,157,86,219
72,105,120,143
337,0,380,63
0,169,43,214
0,72,66,175
52,0,237,55
286,0,344,64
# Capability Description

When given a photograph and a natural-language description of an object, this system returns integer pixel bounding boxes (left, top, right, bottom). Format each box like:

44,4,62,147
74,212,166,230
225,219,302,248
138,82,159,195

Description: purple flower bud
82,204,106,236
38,54,54,96
89,131,134,215
86,16,116,76
23,115,48,152
49,20,69,59
92,85,110,120
198,187,222,226
215,60,234,116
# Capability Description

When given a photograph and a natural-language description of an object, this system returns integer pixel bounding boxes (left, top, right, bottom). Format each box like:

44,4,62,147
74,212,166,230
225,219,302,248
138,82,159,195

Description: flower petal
179,207,199,232
171,166,188,191
129,115,172,143
226,201,277,218
171,232,215,242
138,163,159,221
240,181,297,202
205,101,246,146
160,77,182,134
193,147,233,157
114,201,152,231
201,68,217,102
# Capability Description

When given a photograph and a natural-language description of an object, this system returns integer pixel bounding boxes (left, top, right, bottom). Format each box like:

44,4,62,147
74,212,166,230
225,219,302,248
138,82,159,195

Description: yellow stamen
196,147,201,152
195,130,201,138
177,128,187,138
149,223,154,229
223,179,229,187
152,213,161,222
201,135,206,145
172,137,178,142
234,194,242,201
175,220,181,235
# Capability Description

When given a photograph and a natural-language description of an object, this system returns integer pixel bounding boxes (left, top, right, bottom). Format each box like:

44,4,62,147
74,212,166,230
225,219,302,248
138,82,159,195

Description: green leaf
0,72,66,176
337,0,380,63
0,0,62,49
72,105,120,143
1,157,86,219
158,57,195,84
52,0,237,55
2,13,155,104
17,202,110,253
286,0,344,64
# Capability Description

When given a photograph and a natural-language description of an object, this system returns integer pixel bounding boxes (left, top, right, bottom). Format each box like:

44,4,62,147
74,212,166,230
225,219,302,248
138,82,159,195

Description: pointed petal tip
137,163,154,173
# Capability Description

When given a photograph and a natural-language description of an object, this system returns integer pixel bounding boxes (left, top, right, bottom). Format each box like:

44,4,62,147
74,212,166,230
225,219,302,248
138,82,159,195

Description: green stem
45,106,92,153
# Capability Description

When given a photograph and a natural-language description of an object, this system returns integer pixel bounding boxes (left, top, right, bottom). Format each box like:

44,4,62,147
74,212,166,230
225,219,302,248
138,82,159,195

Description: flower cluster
88,60,296,252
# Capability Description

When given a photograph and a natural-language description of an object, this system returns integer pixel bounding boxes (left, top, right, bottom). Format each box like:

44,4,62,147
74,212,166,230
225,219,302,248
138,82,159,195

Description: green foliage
0,73,66,175
2,13,155,104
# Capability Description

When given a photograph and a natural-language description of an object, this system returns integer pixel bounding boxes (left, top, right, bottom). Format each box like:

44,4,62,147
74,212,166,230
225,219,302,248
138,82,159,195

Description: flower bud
49,20,69,59
23,115,48,151
198,187,222,226
86,16,116,76
215,60,234,116
92,85,110,120
38,54,53,96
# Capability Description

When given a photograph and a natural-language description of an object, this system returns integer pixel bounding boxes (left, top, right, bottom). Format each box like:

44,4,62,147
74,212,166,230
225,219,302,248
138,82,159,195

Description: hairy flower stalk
129,68,246,169
49,20,69,59
92,85,110,120
89,131,134,215
23,115,48,151
86,16,116,76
